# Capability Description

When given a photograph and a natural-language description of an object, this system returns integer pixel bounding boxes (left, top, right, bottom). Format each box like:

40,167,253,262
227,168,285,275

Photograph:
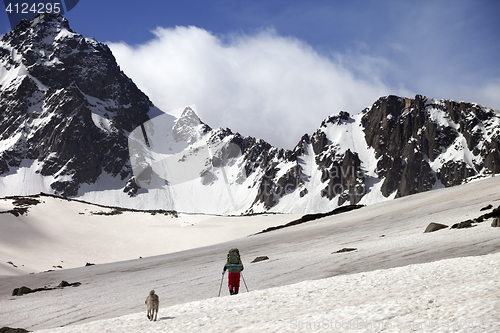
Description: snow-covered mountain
0,13,156,197
1,14,499,214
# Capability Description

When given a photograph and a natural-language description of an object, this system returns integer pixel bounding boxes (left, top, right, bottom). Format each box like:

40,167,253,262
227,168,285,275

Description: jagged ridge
1,14,499,214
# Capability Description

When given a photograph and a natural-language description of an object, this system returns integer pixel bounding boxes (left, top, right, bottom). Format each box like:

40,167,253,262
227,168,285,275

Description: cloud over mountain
108,27,403,150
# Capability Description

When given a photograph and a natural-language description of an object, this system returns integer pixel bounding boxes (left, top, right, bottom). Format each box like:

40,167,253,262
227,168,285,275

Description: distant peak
15,13,71,32
172,107,211,143
179,106,200,121
30,13,69,27
321,111,351,127
175,107,205,130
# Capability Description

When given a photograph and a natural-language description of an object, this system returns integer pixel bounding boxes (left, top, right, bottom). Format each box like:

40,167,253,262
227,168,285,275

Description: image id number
5,2,61,14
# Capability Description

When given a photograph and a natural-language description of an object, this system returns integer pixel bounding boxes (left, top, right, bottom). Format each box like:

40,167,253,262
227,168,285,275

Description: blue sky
1,0,499,149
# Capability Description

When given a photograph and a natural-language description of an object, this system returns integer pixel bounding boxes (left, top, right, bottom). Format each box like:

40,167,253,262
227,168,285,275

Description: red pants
228,272,240,294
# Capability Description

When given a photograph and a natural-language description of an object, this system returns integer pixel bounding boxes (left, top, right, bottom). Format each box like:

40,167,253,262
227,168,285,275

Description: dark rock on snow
255,205,364,234
475,205,500,227
251,256,270,263
334,248,357,253
0,207,29,216
450,220,474,229
424,223,448,233
11,286,32,296
12,280,81,296
0,328,31,333
480,204,493,211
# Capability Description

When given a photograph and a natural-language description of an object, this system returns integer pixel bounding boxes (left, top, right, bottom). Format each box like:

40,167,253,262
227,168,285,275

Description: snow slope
0,176,499,331
34,253,500,333
0,195,300,275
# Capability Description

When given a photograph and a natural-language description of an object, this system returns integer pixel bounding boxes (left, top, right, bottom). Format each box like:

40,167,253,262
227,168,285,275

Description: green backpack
227,248,241,264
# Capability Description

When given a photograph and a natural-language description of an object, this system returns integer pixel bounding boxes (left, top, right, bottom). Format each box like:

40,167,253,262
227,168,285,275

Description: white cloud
109,26,404,149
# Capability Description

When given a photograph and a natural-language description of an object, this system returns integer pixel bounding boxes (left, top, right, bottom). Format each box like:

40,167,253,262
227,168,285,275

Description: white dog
145,289,159,321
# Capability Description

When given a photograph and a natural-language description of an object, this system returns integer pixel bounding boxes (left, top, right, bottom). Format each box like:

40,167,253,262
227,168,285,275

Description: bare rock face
362,95,500,198
313,113,366,205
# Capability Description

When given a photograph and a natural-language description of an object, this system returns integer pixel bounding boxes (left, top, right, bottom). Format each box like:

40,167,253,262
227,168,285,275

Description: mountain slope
0,193,300,275
1,14,499,214
0,176,499,331
31,253,500,332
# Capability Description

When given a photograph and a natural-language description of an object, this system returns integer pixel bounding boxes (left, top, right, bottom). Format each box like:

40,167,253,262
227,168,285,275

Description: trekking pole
241,272,249,292
218,273,224,297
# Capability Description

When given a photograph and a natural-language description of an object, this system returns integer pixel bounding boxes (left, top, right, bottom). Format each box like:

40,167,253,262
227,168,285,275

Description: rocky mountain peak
362,94,500,197
2,13,73,67
172,107,211,144
0,13,153,196
4,12,71,40
320,110,351,127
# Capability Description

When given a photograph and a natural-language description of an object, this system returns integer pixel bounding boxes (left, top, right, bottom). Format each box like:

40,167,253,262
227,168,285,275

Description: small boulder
424,222,448,233
58,280,81,288
480,204,493,211
0,327,31,333
58,281,70,288
334,248,357,253
451,220,473,229
251,256,269,263
13,286,32,296
492,218,500,228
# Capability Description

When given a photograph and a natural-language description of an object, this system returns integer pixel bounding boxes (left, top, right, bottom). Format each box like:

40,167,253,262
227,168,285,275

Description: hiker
222,248,244,295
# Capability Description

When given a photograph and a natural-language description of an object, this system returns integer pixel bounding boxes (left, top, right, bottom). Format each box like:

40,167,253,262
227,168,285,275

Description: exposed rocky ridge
361,95,500,198
254,95,499,212
209,129,293,210
295,112,367,207
1,14,499,214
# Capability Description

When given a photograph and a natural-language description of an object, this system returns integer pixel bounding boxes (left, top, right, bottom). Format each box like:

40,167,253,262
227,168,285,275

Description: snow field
0,176,499,331
0,194,300,275
34,252,500,333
